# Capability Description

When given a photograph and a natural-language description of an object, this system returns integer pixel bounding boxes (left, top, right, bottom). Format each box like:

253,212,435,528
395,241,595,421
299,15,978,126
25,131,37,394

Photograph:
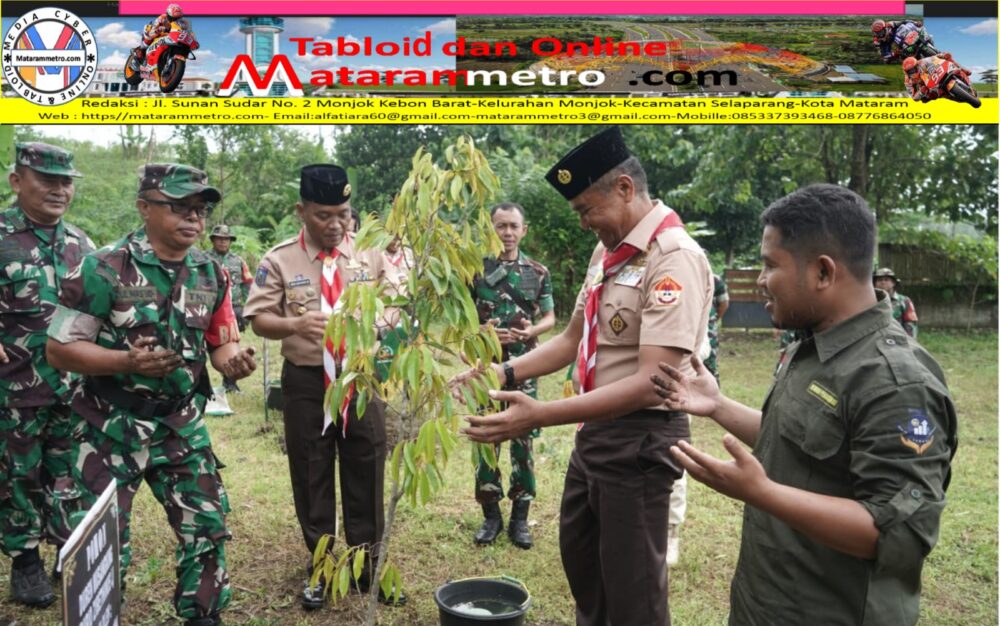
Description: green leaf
352,548,365,581
403,442,417,475
338,561,350,598
390,442,403,484
380,564,395,600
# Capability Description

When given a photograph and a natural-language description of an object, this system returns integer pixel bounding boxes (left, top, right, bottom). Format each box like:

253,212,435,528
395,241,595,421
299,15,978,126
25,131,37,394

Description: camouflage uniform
889,292,918,338
47,165,238,621
702,274,729,381
1,144,93,560
206,224,253,332
471,253,554,504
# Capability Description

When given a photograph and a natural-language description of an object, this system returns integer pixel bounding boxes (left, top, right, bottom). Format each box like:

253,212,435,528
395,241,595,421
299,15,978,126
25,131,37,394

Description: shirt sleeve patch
254,263,269,288
652,274,683,306
897,409,936,455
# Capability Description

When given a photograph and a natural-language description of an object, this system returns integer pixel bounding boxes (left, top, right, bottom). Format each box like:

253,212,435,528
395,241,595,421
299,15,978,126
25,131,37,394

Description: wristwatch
502,361,516,389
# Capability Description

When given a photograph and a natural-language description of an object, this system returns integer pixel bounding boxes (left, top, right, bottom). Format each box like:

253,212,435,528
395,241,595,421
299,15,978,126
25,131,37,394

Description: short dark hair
490,202,525,219
760,184,875,282
593,156,648,197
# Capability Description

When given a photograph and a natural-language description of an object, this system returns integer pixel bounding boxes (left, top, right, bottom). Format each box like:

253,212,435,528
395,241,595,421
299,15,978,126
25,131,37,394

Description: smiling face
9,167,75,225
757,225,817,330
569,179,633,250
137,190,210,258
297,199,351,251
491,207,527,259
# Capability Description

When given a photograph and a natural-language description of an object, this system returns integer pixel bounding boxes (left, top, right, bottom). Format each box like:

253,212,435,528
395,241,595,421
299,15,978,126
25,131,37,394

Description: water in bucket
452,599,523,616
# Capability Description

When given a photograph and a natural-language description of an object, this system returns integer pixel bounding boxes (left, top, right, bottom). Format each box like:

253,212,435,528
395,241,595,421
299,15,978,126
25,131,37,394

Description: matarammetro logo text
3,7,97,105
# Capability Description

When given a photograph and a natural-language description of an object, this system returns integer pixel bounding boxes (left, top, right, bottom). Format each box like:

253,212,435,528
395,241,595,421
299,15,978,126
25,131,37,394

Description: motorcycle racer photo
133,4,187,64
902,53,981,108
872,19,939,63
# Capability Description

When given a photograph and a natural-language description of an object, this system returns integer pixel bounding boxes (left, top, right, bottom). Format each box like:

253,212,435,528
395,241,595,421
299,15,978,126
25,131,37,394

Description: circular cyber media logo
2,7,98,105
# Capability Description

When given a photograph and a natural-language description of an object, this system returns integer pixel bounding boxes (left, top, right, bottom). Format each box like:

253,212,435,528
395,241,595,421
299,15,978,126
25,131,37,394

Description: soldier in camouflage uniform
701,274,730,382
873,267,918,338
1,142,94,607
471,202,555,549
45,164,256,626
206,224,253,392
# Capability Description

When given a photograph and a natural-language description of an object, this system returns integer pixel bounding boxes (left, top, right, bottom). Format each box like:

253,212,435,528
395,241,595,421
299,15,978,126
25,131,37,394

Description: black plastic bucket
434,577,531,625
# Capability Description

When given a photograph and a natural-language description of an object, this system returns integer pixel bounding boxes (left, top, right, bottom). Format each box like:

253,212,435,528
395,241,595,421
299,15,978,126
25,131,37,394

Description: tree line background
12,124,997,316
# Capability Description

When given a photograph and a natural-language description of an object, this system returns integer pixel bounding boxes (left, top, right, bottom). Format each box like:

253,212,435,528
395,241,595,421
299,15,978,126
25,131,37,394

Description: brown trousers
560,410,689,626
281,362,386,558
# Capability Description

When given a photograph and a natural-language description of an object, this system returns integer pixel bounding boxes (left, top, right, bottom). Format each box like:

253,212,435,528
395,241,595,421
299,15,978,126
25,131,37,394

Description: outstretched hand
650,354,721,417
461,389,540,443
670,436,770,505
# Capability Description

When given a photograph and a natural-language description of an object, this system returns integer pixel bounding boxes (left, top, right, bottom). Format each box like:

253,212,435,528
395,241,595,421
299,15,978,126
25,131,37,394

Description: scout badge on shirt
652,274,683,306
897,409,936,454
255,262,270,287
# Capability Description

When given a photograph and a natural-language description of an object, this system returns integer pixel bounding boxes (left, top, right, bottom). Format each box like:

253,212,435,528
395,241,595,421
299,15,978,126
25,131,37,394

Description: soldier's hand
126,336,184,378
650,355,721,418
509,318,534,342
293,310,329,342
462,389,540,443
0,343,8,364
221,346,257,381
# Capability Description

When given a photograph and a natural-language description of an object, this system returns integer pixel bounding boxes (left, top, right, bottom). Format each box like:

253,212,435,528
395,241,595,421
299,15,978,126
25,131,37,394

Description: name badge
614,266,645,287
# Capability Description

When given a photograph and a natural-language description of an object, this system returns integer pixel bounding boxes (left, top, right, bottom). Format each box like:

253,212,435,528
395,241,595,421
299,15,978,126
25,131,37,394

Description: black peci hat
300,164,352,206
545,127,631,200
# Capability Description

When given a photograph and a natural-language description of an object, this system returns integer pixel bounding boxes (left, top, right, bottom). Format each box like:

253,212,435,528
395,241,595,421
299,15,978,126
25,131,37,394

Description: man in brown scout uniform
1,142,94,607
243,164,403,609
46,163,256,626
462,127,713,625
652,184,956,625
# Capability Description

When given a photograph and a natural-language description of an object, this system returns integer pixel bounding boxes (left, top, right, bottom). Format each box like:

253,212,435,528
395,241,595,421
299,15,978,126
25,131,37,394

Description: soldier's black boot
508,500,533,549
185,613,222,626
473,502,503,545
10,550,55,608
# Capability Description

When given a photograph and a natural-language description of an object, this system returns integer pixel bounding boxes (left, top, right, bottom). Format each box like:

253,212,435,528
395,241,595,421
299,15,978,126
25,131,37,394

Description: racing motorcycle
123,19,199,93
877,22,939,63
916,54,980,108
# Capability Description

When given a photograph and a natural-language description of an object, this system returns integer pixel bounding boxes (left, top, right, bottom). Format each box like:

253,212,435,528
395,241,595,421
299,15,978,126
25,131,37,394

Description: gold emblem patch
609,312,628,335
557,169,572,185
343,183,352,197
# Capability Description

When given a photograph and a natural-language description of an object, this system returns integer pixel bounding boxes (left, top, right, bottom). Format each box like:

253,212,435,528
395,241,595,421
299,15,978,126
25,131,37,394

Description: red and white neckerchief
577,209,685,402
302,230,353,436
386,250,404,267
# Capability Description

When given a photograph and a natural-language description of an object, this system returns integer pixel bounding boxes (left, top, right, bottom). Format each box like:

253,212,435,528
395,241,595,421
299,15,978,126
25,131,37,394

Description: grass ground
1,328,995,625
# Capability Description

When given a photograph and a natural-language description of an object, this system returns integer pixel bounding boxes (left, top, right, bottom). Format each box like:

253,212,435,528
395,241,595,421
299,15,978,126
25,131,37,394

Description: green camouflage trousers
474,378,538,503
61,420,232,619
0,404,78,557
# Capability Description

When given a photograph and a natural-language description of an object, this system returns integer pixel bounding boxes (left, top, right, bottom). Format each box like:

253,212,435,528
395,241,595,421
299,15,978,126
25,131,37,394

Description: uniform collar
23,214,64,245
298,228,355,261
618,200,670,252
812,291,893,363
497,250,527,265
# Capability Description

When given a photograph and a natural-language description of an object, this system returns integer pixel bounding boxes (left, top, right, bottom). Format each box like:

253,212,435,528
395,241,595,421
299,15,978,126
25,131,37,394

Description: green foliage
880,224,998,286
317,136,505,624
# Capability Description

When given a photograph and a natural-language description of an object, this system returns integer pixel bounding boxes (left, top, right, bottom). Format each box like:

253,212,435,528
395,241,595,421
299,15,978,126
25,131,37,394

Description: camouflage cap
210,224,237,240
137,163,222,202
873,267,899,283
15,142,82,177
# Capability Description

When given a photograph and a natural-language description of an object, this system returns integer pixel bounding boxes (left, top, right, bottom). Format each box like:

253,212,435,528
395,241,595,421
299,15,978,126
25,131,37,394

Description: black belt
85,376,197,419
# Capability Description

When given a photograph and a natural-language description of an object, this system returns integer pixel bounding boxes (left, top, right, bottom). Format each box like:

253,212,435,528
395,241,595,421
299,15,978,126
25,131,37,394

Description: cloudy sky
924,17,998,80
89,15,457,82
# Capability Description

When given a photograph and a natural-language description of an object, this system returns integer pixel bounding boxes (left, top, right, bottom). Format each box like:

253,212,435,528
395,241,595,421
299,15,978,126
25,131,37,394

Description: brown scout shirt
243,229,386,367
570,201,712,393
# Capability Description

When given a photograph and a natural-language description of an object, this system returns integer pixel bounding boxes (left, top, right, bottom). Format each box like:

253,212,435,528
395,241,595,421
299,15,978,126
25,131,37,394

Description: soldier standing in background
207,224,254,392
471,202,555,549
0,143,94,607
46,163,256,626
873,267,919,338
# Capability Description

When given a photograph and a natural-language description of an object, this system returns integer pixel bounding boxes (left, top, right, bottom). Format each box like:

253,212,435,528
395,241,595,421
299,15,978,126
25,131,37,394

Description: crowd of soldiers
1,131,953,626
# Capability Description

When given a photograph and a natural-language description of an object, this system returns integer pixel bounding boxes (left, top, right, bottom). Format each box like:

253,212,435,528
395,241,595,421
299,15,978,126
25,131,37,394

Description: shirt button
886,338,897,346
910,488,922,499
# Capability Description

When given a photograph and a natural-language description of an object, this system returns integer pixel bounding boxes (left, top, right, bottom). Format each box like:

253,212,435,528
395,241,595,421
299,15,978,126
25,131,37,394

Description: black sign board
60,484,121,626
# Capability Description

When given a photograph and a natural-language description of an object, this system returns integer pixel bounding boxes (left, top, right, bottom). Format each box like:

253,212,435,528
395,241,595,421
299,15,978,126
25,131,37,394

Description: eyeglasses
144,198,214,219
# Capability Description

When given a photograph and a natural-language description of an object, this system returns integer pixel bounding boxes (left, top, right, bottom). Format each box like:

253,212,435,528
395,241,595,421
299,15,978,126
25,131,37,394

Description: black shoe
10,560,55,608
357,575,407,607
473,502,503,545
508,500,533,549
185,614,222,626
301,579,325,610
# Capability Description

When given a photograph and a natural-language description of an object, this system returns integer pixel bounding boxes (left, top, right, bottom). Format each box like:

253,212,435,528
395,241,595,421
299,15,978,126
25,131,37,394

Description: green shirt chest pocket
775,395,852,496
0,272,43,316
182,289,216,360
108,286,163,349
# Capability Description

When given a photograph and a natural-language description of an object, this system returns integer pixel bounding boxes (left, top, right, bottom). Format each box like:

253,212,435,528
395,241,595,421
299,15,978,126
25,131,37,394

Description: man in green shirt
206,224,253,392
652,184,956,625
